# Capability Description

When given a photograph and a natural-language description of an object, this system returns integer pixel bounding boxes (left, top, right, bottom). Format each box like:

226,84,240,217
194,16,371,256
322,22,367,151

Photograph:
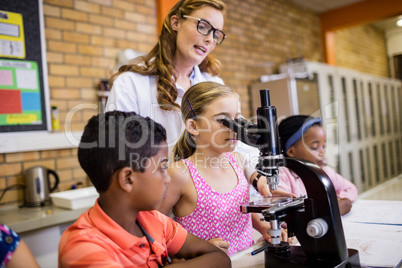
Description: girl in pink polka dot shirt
158,82,289,255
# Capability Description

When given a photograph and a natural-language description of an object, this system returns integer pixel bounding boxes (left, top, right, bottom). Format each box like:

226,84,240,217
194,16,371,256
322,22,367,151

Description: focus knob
306,218,328,238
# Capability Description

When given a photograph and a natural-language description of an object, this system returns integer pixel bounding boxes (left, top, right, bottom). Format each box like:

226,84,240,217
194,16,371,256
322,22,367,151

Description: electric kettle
24,166,60,207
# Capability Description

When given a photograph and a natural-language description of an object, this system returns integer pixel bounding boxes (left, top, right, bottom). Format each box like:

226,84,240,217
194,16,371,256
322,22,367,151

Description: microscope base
264,246,361,268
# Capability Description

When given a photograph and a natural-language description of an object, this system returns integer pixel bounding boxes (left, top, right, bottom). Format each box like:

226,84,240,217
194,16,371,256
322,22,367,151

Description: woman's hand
208,237,230,254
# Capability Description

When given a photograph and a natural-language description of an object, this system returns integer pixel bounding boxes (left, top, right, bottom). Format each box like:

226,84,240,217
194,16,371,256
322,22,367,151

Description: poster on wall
0,59,42,126
0,1,50,133
0,10,25,58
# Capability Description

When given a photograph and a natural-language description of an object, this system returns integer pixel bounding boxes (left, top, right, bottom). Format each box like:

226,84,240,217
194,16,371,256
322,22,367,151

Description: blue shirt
0,224,20,268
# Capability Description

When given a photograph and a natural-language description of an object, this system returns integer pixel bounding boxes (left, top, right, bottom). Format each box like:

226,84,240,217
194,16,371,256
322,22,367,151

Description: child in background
58,111,230,267
158,82,287,255
278,115,358,215
0,224,39,268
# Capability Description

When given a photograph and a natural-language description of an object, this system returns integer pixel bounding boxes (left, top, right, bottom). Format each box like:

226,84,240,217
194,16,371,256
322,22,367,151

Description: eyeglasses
182,15,226,45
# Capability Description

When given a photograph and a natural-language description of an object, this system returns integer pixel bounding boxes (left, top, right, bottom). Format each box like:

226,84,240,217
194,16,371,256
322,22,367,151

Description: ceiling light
397,19,402,27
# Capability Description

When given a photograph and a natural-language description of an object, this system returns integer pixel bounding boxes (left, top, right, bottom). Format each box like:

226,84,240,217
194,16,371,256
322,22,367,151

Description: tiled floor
358,174,402,201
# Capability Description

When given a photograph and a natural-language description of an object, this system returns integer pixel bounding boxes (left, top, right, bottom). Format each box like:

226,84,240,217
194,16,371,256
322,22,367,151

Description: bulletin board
0,0,50,133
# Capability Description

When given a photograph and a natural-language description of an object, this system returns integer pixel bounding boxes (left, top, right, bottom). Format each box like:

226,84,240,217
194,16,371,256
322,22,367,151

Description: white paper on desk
343,221,402,267
342,200,402,225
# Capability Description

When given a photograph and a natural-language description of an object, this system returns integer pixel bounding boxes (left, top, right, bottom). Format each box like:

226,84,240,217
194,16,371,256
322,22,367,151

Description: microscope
220,89,360,267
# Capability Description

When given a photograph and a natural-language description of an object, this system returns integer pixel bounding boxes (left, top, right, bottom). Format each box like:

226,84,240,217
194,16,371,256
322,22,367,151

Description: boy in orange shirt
58,111,230,268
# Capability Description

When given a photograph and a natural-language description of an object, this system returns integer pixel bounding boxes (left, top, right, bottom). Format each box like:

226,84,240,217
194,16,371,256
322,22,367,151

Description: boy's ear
116,167,134,193
171,15,179,31
286,146,296,157
186,119,199,136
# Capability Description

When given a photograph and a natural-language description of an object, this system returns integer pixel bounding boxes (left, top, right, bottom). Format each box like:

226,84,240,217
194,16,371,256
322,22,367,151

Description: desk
231,175,402,268
231,200,402,268
230,241,266,267
0,205,88,233
341,200,402,267
0,205,89,268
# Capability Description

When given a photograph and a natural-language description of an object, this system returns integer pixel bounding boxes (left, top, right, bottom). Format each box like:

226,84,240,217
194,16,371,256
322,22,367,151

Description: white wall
386,28,402,56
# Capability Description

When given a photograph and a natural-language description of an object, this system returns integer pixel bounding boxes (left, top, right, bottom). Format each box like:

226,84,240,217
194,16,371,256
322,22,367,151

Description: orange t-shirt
58,200,187,268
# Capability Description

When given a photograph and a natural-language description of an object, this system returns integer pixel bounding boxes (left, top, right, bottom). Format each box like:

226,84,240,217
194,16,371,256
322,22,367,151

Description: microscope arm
231,89,360,267
283,158,349,262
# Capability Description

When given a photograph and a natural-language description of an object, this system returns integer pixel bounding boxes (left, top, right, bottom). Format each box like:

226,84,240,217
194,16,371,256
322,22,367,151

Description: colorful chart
0,59,42,126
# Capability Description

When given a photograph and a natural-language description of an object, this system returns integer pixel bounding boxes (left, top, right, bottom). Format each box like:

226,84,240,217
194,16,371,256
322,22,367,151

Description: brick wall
215,0,322,118
0,0,389,208
0,0,158,208
44,0,158,134
334,24,389,77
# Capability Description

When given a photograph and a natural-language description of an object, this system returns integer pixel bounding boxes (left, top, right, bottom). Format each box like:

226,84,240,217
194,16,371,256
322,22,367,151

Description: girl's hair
109,0,226,111
173,81,235,160
278,115,322,156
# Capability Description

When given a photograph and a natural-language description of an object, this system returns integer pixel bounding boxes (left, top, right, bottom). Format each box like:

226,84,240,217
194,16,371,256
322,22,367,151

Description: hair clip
186,98,196,119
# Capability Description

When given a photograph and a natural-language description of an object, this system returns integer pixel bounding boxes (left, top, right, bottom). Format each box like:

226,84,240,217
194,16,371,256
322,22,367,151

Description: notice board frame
0,0,51,133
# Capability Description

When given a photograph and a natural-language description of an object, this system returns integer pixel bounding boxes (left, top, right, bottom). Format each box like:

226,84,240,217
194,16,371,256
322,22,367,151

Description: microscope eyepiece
260,89,271,107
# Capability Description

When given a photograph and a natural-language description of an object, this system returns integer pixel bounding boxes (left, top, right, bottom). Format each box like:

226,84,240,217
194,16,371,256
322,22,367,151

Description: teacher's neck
174,62,195,90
